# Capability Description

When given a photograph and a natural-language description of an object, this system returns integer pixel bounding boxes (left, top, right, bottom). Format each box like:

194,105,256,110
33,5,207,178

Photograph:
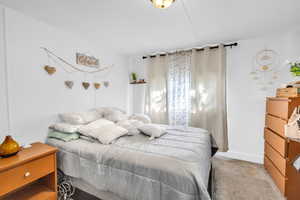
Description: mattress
47,125,212,200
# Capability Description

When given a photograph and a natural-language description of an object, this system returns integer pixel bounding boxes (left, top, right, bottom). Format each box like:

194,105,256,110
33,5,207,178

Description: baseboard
216,151,264,164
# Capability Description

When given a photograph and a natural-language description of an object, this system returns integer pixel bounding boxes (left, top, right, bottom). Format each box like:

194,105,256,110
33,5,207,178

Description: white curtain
168,52,191,126
144,45,228,152
190,46,228,152
144,55,169,124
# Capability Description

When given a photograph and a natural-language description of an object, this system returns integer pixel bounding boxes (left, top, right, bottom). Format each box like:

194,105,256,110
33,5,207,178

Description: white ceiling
0,0,299,55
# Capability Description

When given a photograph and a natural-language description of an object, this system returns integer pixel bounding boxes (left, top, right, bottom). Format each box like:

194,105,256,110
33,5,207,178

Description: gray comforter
47,125,212,200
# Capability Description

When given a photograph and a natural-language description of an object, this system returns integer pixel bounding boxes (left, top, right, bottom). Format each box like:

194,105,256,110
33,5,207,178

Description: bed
46,125,215,200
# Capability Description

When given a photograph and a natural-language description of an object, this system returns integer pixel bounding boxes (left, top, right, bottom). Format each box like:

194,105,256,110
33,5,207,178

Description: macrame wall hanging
41,47,112,90
250,49,281,91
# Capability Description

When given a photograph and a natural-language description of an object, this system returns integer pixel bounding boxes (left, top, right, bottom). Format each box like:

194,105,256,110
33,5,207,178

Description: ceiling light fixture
150,0,175,9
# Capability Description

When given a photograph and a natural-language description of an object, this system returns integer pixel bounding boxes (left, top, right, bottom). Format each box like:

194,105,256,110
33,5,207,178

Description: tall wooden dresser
264,97,300,200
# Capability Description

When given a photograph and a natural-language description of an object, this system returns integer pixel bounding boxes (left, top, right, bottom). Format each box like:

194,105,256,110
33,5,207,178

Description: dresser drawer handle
24,172,31,177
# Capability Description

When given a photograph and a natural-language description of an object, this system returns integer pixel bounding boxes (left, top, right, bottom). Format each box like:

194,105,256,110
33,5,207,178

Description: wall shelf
130,82,147,85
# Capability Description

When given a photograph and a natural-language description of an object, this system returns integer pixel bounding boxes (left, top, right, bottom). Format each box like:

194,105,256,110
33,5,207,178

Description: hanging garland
41,47,113,74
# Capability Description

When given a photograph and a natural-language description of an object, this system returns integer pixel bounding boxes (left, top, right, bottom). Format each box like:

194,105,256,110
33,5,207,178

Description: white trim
2,7,11,134
216,151,264,164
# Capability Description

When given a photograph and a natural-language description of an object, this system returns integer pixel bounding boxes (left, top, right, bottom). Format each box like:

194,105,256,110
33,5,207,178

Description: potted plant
290,62,300,76
131,72,137,83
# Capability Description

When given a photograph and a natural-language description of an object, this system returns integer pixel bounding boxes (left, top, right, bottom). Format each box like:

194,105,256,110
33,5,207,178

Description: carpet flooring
72,156,285,200
212,156,285,200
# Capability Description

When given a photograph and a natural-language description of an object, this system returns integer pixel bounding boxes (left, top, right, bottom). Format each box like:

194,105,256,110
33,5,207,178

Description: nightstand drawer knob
24,172,31,177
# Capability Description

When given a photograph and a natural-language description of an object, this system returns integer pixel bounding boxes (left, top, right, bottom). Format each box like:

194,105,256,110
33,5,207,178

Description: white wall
129,31,300,163
224,33,299,163
128,57,147,114
0,7,9,136
0,5,129,146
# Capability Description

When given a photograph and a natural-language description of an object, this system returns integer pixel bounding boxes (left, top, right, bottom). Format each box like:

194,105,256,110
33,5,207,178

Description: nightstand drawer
0,154,55,196
265,114,286,137
264,128,287,157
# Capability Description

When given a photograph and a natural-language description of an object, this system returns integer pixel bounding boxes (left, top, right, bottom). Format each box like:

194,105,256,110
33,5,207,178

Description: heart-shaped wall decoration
94,83,101,89
44,65,56,75
82,82,90,90
103,81,109,88
65,81,74,89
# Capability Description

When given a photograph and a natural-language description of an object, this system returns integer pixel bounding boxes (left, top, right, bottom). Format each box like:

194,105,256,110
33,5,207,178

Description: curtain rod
142,42,238,59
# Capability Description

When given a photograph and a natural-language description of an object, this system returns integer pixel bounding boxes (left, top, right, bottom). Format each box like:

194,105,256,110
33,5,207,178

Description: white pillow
95,107,107,117
139,124,166,140
105,110,128,123
59,113,85,125
117,120,143,136
78,119,114,136
86,124,128,144
108,107,126,114
129,114,151,124
95,107,126,117
59,111,101,125
80,110,102,123
49,123,81,133
129,120,144,129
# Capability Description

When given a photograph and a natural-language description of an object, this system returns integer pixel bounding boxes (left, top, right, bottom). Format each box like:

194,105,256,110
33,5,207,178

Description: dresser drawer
0,154,55,196
265,114,286,137
264,156,286,195
265,142,287,175
264,128,287,157
266,98,290,120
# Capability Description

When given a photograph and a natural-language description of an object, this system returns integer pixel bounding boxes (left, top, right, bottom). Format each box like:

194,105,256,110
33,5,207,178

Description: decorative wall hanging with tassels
249,48,281,91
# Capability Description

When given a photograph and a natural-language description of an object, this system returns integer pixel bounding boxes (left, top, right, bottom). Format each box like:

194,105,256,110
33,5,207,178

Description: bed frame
59,146,218,200
70,167,215,200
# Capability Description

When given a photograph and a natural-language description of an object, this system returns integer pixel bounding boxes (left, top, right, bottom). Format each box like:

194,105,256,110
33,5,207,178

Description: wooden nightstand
0,142,58,200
